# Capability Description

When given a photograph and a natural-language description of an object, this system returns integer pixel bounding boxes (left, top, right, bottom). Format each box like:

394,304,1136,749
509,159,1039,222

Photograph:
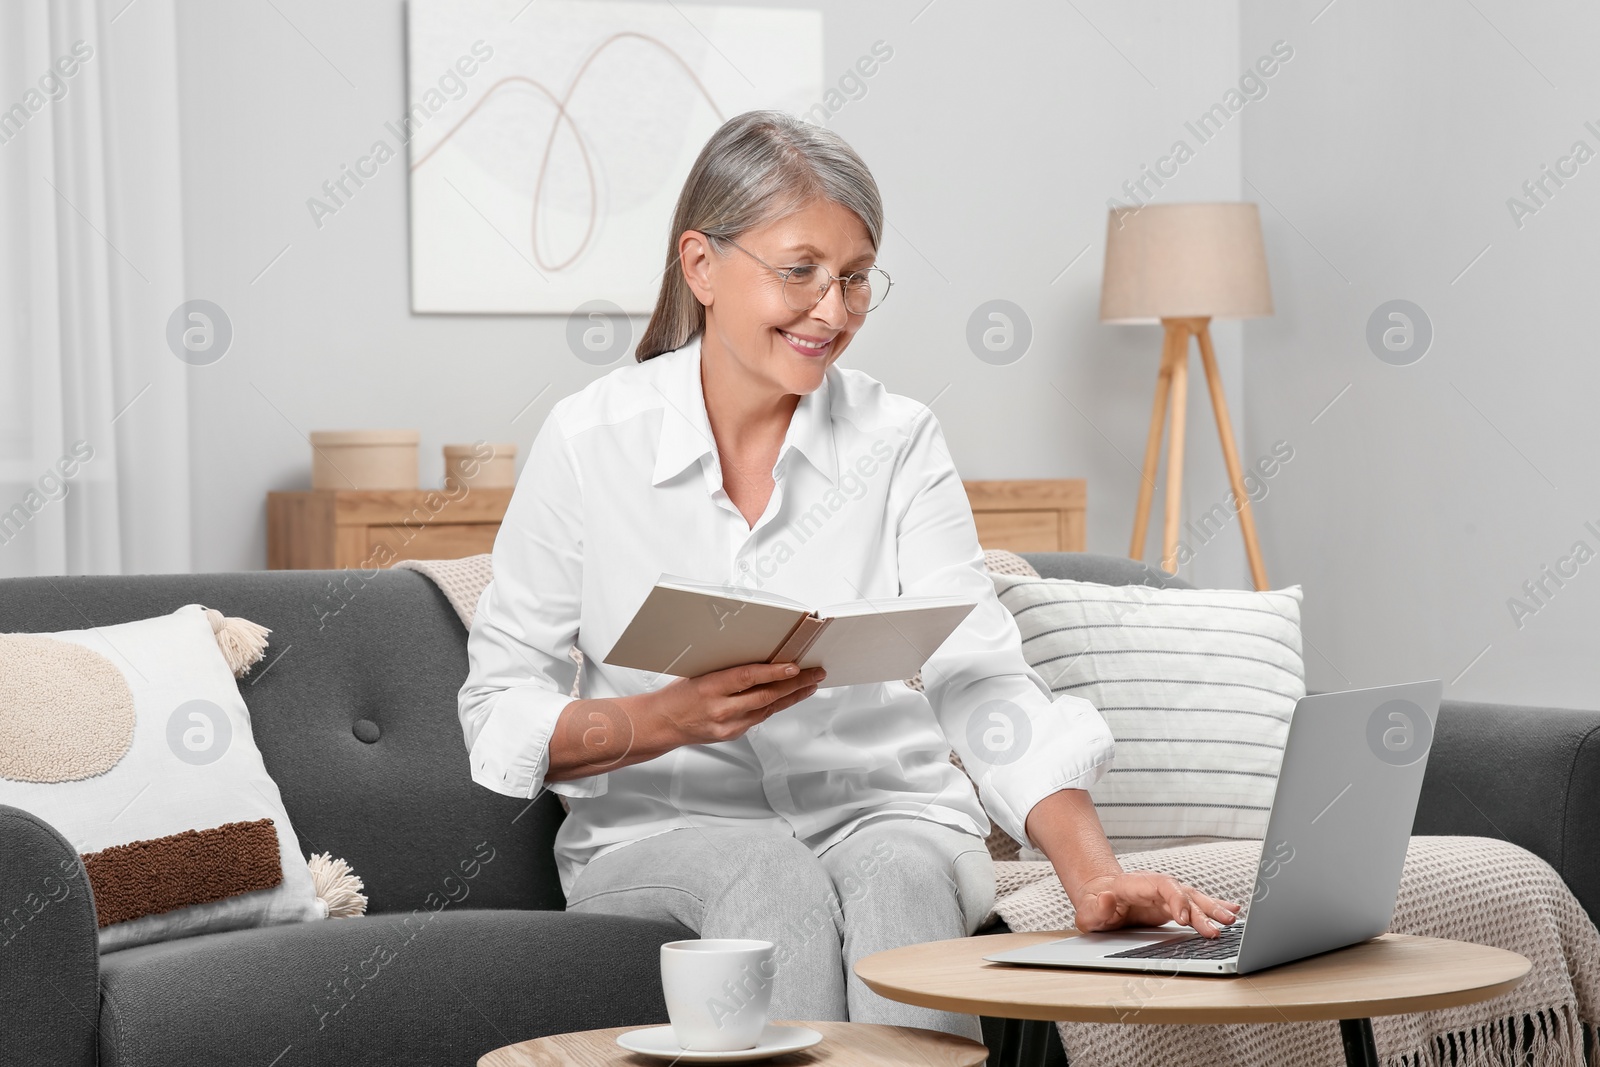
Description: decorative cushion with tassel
0,604,337,950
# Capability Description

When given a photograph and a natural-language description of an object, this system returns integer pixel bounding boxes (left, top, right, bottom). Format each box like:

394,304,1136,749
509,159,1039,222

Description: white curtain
0,0,190,578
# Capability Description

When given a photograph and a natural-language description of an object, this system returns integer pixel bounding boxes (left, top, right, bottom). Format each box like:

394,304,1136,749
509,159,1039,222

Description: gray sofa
3,552,1597,1067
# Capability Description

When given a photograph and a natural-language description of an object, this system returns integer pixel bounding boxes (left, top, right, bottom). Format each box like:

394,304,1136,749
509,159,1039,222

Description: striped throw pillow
989,575,1306,853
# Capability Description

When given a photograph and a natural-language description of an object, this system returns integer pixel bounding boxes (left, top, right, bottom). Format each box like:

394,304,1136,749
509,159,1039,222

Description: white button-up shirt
458,332,1115,900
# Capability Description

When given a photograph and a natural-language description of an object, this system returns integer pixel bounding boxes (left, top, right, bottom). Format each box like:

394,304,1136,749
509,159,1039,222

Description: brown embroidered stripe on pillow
81,818,284,928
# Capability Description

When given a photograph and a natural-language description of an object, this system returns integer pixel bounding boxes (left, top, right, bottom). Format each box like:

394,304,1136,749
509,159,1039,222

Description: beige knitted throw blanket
399,554,1600,1065
395,553,496,633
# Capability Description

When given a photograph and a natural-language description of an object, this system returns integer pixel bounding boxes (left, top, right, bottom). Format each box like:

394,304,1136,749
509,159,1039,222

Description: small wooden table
855,931,1530,1067
479,1019,988,1065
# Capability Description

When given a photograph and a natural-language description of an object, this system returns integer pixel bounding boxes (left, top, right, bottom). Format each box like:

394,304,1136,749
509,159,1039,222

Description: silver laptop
983,679,1443,976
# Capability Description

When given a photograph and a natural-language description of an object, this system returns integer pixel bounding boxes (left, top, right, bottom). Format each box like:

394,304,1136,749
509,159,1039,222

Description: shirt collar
650,332,839,489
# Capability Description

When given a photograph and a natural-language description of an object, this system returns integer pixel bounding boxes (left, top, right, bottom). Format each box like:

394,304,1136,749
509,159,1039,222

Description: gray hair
635,110,883,362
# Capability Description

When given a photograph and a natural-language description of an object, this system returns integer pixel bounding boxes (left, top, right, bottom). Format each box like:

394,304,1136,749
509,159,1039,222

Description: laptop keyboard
1104,921,1246,960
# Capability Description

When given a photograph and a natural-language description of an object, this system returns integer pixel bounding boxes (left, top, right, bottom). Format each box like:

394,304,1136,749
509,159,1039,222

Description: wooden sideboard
266,478,1085,570
962,478,1085,554
267,489,514,570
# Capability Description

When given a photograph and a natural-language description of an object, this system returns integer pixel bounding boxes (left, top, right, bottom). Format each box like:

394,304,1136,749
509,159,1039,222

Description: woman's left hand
1070,870,1241,936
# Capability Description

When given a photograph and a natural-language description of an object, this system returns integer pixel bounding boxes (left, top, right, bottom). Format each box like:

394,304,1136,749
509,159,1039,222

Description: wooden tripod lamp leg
1160,322,1190,574
1129,324,1181,561
1195,321,1270,590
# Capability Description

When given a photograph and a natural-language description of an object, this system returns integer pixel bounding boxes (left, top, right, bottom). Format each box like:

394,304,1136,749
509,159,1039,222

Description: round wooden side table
855,931,1530,1067
479,1019,989,1066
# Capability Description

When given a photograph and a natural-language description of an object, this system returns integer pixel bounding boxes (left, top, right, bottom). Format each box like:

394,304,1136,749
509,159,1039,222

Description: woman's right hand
645,662,827,748
545,662,826,784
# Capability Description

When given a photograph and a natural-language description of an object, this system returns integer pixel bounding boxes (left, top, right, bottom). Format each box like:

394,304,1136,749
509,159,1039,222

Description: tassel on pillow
201,607,271,678
307,852,368,918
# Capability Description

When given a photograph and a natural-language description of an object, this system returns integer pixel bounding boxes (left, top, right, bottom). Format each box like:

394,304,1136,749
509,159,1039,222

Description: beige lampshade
1099,202,1273,324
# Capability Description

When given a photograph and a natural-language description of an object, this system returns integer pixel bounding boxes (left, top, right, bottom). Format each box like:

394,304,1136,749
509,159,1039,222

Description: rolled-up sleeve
891,407,1115,850
458,403,608,800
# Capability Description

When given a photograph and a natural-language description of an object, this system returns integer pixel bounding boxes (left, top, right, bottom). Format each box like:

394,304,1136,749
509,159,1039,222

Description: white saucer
615,1023,823,1062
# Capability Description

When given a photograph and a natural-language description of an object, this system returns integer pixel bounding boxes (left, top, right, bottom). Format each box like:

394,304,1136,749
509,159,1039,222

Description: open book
602,573,978,687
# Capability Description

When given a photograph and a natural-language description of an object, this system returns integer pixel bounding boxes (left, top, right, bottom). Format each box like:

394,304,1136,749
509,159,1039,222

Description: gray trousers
565,814,998,1044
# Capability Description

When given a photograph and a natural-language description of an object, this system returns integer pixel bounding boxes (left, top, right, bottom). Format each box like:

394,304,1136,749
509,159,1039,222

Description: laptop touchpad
992,924,1197,962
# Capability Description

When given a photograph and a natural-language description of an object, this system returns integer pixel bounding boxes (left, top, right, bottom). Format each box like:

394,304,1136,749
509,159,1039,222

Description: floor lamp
1099,202,1274,590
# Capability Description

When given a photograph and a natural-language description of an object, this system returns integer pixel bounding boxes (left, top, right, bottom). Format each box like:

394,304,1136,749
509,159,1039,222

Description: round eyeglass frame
710,233,893,315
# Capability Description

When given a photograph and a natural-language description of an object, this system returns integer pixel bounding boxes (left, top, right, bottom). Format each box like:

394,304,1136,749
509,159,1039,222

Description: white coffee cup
660,938,777,1051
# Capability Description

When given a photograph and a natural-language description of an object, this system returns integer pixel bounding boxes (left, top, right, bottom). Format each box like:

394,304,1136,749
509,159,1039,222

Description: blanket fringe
1385,1004,1587,1067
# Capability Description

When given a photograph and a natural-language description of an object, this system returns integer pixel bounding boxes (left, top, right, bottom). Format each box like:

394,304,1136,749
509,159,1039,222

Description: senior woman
457,109,1238,1042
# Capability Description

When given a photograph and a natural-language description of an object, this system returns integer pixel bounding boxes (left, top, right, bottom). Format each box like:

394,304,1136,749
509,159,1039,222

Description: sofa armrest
1412,699,1600,920
0,804,100,1067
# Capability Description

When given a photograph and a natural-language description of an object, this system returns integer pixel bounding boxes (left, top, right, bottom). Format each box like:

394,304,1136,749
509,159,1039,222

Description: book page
604,580,809,679
797,602,976,686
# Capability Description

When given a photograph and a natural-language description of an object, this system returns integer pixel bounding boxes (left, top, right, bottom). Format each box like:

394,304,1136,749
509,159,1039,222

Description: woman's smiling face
685,198,877,396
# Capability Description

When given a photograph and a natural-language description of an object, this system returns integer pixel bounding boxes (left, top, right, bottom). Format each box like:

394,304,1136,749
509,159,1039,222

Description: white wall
172,0,1249,588
155,0,1600,707
1240,0,1600,709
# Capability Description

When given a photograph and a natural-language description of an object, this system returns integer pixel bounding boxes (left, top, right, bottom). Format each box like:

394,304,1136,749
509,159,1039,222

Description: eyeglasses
713,234,893,315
